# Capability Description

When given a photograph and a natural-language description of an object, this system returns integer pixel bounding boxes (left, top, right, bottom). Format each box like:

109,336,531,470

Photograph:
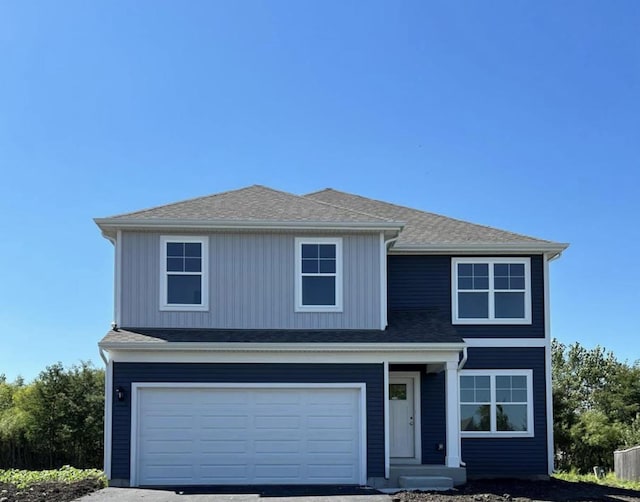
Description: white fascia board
464,338,548,348
94,218,404,239
103,347,464,365
389,242,569,257
100,341,466,353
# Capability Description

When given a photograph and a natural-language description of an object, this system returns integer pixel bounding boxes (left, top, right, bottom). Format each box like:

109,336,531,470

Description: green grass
554,470,640,491
0,465,106,489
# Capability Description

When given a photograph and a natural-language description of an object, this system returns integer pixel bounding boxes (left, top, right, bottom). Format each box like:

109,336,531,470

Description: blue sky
1,1,638,381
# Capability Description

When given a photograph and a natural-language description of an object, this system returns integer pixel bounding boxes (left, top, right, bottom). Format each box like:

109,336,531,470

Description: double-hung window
459,370,533,437
295,237,343,312
452,257,531,324
160,236,209,311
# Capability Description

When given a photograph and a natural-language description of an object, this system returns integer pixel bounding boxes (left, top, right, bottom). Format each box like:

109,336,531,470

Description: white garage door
132,384,365,486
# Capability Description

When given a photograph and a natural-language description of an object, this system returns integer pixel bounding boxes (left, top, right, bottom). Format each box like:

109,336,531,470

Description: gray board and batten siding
387,255,545,338
110,362,384,483
119,231,381,329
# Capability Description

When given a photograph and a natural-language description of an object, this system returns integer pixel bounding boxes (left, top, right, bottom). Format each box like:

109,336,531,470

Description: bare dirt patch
0,478,103,502
1,478,640,502
392,479,640,502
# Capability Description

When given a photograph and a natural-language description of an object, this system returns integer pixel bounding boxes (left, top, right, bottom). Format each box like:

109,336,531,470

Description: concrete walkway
76,486,392,502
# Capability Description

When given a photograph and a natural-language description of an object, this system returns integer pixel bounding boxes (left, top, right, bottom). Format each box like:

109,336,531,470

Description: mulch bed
392,478,640,502
0,479,103,502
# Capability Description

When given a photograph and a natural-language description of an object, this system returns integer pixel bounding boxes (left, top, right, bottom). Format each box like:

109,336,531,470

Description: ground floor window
459,369,534,437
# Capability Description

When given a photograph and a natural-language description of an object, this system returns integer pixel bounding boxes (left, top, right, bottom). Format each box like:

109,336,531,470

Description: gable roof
95,185,404,238
305,188,568,255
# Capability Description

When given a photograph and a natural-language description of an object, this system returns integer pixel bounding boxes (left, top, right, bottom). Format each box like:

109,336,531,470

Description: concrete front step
398,475,454,491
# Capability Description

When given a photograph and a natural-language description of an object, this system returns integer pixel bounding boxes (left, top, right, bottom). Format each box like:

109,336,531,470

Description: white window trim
294,237,343,312
159,235,209,311
451,257,532,325
459,369,534,438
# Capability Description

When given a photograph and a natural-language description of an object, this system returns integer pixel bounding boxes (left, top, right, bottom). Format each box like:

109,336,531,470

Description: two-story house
95,185,567,489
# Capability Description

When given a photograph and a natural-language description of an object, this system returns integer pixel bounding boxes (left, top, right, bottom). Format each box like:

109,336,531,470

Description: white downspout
380,235,399,330
544,253,554,476
100,347,113,481
457,346,468,467
457,346,468,370
383,360,390,479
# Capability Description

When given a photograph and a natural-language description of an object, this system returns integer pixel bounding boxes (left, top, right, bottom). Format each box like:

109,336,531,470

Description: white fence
614,445,640,481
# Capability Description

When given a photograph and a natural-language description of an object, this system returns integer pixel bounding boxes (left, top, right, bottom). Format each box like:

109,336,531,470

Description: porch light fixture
115,386,125,402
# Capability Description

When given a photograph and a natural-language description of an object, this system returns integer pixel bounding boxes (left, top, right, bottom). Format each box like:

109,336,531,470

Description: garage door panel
198,464,249,481
254,464,301,482
254,391,301,404
307,415,355,429
306,428,355,441
308,464,357,482
254,415,301,429
254,440,300,453
253,430,303,441
200,440,248,454
141,464,194,483
307,439,355,453
201,393,250,405
144,439,194,454
136,386,363,485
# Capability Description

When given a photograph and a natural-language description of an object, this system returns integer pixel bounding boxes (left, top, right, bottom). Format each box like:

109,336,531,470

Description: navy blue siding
387,255,545,338
111,363,384,482
422,371,446,464
461,347,548,477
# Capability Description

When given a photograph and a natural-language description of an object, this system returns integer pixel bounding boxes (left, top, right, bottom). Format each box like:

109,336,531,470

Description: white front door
389,374,419,461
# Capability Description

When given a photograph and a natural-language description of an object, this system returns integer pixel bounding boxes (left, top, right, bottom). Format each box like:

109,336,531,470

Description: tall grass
554,470,640,491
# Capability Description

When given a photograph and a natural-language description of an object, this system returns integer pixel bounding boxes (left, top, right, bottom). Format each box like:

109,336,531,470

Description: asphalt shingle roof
304,188,559,248
100,185,398,225
96,184,566,252
100,310,463,346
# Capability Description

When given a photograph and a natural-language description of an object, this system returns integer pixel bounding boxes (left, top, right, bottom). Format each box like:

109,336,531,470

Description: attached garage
130,383,366,486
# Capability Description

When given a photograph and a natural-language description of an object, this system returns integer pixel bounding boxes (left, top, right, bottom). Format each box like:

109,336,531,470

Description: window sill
461,432,534,439
160,305,209,312
295,305,343,313
453,318,532,325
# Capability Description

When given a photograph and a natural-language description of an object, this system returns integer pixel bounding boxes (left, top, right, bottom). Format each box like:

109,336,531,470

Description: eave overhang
94,218,405,240
389,242,569,260
99,341,467,353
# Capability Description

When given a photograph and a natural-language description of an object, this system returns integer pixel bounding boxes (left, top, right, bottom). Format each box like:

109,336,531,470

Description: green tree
0,362,104,469
552,339,640,472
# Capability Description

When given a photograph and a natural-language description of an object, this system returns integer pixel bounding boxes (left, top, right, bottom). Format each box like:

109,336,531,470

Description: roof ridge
306,188,554,244
303,193,398,223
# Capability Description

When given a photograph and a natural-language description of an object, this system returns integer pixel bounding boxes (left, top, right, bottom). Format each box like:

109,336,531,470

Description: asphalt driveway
76,485,392,502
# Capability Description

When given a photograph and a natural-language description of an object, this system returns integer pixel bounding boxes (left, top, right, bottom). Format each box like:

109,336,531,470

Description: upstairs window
452,258,531,324
160,236,209,311
460,370,534,437
295,238,343,312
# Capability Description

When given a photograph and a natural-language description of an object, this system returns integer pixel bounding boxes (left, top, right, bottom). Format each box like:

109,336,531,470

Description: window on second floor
160,236,209,311
451,257,531,324
295,237,343,312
